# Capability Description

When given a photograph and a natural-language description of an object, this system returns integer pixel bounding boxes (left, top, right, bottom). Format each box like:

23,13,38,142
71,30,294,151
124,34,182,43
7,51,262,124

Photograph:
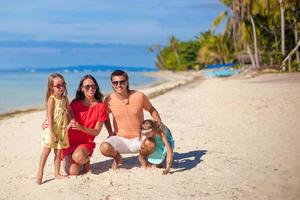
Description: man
100,70,161,169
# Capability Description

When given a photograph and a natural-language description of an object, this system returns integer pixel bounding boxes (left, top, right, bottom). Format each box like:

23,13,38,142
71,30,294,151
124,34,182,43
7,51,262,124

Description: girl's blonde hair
45,73,67,108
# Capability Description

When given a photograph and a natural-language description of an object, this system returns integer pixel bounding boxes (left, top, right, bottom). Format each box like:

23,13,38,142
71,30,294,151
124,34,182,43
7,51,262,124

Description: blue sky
0,0,226,69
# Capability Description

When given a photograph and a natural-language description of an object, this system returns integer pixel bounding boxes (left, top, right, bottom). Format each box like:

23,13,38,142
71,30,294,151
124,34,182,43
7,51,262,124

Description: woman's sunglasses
82,84,98,90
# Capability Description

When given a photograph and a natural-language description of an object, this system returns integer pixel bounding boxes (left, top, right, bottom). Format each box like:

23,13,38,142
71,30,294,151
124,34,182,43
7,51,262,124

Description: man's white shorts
104,136,143,154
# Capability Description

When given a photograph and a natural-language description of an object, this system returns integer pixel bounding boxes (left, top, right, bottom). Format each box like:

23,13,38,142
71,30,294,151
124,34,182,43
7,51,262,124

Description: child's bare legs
139,138,156,168
54,149,67,179
36,147,51,185
138,154,149,168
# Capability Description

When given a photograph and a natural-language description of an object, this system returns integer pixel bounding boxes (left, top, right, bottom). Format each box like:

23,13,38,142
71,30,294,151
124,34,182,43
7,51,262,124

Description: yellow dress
42,96,70,149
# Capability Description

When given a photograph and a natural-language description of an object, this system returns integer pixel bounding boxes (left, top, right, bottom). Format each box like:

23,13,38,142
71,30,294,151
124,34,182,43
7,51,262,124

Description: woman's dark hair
73,74,103,102
110,69,130,91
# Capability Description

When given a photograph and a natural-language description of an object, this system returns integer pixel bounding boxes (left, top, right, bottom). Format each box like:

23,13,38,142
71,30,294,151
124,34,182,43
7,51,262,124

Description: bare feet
111,152,123,170
55,174,68,180
36,172,43,185
82,161,91,174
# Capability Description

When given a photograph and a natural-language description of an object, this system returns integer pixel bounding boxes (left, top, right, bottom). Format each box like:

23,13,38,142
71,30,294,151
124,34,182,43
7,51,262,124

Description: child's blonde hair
45,73,67,108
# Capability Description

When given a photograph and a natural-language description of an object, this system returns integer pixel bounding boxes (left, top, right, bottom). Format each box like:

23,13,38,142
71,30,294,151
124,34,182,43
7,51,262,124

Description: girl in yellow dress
36,73,72,185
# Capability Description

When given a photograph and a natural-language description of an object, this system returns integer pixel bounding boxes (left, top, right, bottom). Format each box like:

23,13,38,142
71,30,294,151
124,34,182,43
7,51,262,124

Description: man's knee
100,142,114,156
140,138,156,156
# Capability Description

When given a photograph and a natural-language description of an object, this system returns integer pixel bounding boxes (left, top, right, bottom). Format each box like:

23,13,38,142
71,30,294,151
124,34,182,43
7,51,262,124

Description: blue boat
203,63,239,77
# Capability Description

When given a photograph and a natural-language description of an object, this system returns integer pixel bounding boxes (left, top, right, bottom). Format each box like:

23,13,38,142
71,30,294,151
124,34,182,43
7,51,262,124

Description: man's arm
148,106,161,122
104,116,115,137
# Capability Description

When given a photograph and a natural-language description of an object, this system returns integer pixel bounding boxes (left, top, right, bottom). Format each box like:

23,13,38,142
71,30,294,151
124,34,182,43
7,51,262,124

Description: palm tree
279,0,286,56
169,36,181,66
148,44,165,70
294,16,300,70
197,31,233,65
216,0,299,70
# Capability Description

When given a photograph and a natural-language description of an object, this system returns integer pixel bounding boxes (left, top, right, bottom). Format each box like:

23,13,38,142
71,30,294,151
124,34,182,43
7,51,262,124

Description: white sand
0,72,299,200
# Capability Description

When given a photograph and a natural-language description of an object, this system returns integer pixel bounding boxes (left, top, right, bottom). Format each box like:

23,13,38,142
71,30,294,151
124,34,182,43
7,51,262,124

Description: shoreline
0,70,202,121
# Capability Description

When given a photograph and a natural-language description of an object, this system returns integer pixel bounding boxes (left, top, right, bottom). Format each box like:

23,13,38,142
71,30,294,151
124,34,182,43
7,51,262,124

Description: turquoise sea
0,65,158,114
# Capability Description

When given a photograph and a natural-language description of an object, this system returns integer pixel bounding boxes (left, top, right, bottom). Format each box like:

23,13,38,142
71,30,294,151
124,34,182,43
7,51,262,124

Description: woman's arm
160,131,173,175
69,120,104,136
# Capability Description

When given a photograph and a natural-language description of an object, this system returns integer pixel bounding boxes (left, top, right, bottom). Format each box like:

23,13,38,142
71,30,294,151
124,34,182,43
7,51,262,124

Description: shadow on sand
90,149,207,174
90,156,141,174
171,150,207,174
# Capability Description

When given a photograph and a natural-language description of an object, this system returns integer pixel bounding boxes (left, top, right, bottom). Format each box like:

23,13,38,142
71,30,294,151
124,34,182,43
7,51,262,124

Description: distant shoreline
0,71,202,121
0,107,44,121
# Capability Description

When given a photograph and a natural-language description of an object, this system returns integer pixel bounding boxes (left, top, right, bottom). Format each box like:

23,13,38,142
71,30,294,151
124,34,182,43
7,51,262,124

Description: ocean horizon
0,65,159,115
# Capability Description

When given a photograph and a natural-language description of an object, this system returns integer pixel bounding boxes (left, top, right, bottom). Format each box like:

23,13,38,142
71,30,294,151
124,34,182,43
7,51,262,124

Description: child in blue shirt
140,119,174,175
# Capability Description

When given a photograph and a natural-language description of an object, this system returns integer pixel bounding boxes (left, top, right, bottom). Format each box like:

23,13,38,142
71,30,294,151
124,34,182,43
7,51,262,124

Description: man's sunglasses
112,80,127,86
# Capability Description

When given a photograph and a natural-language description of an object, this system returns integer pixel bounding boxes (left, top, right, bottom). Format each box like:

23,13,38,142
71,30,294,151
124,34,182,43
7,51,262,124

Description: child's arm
47,97,57,142
65,97,74,123
160,131,173,175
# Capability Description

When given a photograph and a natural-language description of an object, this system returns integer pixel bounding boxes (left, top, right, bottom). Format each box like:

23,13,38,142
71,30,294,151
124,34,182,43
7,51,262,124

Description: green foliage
156,40,200,71
179,41,200,70
152,0,300,71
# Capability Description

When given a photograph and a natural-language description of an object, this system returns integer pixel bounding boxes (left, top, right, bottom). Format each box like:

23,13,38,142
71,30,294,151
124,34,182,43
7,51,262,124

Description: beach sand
0,72,299,200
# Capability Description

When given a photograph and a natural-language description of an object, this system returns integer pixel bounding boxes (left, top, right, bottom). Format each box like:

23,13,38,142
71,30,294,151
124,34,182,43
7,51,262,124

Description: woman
61,74,107,175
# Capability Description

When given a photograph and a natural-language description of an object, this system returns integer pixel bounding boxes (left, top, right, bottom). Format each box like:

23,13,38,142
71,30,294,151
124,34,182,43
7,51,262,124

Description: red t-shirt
61,100,107,159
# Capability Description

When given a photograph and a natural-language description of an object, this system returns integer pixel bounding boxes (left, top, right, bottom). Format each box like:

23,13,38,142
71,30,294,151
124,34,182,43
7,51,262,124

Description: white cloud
0,0,225,44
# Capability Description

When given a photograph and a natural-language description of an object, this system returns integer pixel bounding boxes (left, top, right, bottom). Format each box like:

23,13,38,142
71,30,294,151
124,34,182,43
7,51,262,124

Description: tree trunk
247,44,256,69
174,49,181,66
279,0,286,56
281,40,300,69
158,54,166,69
288,57,292,72
294,17,300,71
250,15,260,69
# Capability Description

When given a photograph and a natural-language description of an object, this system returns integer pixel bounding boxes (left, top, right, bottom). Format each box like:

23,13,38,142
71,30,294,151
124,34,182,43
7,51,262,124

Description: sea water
0,66,158,114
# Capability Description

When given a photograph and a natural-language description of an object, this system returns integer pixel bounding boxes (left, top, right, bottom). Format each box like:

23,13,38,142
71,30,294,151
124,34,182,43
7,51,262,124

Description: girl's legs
36,147,51,185
139,138,156,168
54,149,67,179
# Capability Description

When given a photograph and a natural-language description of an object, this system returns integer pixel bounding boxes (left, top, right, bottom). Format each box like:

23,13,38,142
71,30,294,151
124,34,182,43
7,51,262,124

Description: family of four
36,70,175,185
